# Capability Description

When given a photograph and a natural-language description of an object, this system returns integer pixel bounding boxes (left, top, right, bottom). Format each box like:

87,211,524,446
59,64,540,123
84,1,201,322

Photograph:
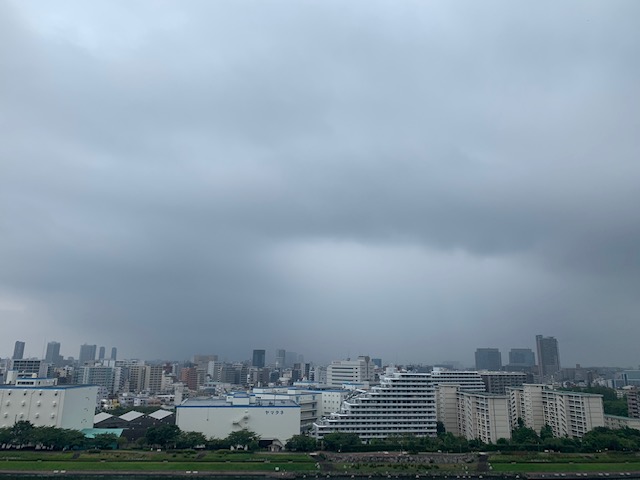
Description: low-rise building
604,414,640,430
176,393,300,444
0,383,97,430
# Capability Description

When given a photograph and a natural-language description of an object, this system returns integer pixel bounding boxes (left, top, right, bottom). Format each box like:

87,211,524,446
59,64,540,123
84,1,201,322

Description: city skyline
1,1,640,366
0,334,634,369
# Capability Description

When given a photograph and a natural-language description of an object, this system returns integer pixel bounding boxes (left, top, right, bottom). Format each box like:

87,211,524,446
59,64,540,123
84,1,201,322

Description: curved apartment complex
313,371,437,440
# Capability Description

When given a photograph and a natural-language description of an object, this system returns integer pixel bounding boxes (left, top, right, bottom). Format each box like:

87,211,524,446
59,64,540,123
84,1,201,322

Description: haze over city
1,1,639,367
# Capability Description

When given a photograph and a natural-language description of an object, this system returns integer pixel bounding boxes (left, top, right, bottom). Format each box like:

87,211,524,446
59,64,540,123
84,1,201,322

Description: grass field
0,461,316,472
489,453,640,474
0,451,318,472
2,450,640,475
490,462,640,473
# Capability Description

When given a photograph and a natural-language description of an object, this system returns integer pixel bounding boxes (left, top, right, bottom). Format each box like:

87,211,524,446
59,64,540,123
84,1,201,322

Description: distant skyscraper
78,344,97,365
286,351,298,368
508,348,536,368
536,335,560,378
475,348,502,371
98,346,106,360
111,347,117,360
12,341,25,360
45,341,62,365
275,349,286,369
252,349,266,368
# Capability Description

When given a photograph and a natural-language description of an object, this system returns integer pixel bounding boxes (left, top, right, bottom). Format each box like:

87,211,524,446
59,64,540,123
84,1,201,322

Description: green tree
322,432,361,452
145,424,181,449
511,421,540,446
540,424,554,440
11,421,34,447
438,432,469,453
206,437,227,450
31,426,61,450
0,427,12,446
226,429,260,451
177,431,207,449
90,433,119,450
286,434,317,452
59,429,87,450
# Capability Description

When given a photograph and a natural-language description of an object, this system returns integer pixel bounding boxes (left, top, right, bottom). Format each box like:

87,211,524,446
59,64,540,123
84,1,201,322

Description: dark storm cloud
1,1,639,366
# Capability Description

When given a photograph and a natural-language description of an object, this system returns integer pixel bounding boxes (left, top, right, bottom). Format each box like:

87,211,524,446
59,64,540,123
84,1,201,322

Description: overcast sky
1,1,639,367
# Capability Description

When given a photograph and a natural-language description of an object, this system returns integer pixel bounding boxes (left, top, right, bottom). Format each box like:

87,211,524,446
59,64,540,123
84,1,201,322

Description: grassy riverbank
0,451,316,473
488,452,640,474
1,450,640,476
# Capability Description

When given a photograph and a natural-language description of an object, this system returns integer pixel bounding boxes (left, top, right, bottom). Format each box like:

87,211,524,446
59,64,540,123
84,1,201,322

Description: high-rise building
45,341,62,366
98,346,106,360
275,349,286,369
111,347,117,360
326,356,375,387
286,351,298,368
535,335,560,378
475,348,502,371
12,341,25,360
430,368,487,391
252,349,266,368
508,348,536,368
76,365,116,393
480,371,528,394
78,344,97,365
508,384,603,438
627,389,640,419
437,385,511,443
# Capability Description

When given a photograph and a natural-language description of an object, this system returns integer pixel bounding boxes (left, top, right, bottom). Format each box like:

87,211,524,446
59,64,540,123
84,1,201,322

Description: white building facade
176,393,300,444
0,383,98,430
313,370,437,440
437,385,511,443
508,384,604,439
326,356,375,387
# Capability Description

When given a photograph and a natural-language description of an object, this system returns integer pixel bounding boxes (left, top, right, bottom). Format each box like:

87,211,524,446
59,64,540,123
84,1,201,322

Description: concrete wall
0,385,97,430
177,403,300,443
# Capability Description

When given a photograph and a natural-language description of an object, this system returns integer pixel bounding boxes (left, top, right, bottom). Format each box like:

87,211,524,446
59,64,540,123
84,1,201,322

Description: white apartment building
459,391,510,443
437,385,511,443
313,370,437,440
176,393,300,444
319,389,350,418
604,414,640,430
430,368,486,392
326,356,375,387
0,383,98,430
5,360,49,383
508,384,604,439
479,371,529,394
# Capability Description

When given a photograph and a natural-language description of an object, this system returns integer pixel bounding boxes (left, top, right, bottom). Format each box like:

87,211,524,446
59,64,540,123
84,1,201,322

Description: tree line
288,422,640,454
4,419,640,453
0,421,111,450
0,421,261,452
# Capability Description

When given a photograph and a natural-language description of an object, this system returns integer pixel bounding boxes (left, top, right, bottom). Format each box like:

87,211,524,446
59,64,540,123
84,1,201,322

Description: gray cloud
1,0,639,366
